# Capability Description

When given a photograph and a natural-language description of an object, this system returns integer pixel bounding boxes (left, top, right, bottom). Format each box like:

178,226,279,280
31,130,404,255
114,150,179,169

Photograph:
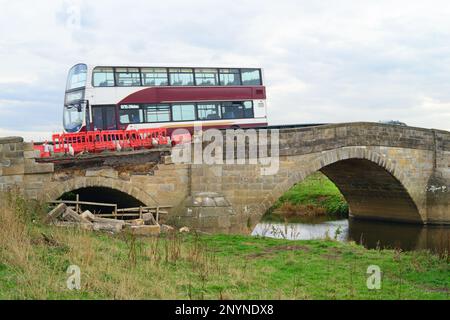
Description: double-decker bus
63,63,268,134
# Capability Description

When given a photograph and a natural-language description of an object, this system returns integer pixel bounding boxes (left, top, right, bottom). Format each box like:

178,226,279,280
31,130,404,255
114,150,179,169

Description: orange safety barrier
138,128,167,148
42,128,169,157
32,144,51,158
124,130,141,148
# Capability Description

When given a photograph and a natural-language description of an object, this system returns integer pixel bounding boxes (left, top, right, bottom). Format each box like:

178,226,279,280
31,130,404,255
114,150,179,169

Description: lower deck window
172,104,196,121
221,101,254,119
243,101,254,118
197,103,221,120
119,105,143,124
144,104,171,122
117,101,254,124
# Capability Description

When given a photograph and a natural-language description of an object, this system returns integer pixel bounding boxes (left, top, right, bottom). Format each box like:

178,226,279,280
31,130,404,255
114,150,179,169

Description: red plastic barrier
32,144,51,158
138,128,168,148
44,128,169,157
124,130,140,148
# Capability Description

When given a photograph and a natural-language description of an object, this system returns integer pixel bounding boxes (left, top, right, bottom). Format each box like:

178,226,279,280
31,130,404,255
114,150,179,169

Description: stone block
23,143,34,151
129,225,160,236
0,159,11,167
24,160,53,174
85,168,118,179
1,164,24,175
159,184,174,192
24,150,40,159
0,137,23,144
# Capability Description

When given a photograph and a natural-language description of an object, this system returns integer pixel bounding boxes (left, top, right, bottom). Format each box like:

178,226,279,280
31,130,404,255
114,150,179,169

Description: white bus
64,63,268,135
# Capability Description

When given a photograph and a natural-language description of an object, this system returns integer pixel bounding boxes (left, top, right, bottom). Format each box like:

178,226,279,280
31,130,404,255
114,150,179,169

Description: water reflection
349,219,450,253
252,217,450,254
252,220,348,241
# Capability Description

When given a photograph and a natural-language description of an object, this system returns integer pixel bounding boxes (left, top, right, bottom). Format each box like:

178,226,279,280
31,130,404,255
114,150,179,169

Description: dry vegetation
0,191,448,300
0,191,254,299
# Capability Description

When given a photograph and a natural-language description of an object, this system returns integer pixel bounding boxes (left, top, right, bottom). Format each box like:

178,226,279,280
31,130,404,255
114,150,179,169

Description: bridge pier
0,137,54,197
425,130,450,224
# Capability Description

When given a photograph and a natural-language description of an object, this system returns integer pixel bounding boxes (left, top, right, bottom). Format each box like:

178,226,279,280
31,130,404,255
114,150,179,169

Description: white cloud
0,0,450,138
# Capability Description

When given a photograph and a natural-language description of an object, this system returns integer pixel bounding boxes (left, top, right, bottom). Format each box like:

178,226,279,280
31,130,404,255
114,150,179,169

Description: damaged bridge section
1,122,449,233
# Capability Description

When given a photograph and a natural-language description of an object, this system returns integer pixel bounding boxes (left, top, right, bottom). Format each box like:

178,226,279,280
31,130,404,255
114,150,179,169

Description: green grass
264,172,349,222
0,193,448,300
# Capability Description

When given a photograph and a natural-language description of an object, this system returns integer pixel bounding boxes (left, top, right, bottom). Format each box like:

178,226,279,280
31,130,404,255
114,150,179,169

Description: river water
252,217,450,254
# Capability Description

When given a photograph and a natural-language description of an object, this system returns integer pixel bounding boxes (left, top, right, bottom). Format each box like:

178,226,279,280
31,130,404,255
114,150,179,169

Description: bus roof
70,63,263,70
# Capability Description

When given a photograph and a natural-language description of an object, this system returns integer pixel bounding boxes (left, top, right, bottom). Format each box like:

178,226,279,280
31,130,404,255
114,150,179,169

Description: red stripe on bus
118,86,266,105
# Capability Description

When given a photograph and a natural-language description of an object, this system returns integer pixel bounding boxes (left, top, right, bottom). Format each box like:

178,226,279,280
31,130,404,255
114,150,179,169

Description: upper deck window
90,66,263,87
115,68,141,86
66,64,87,91
93,67,115,87
195,68,218,86
169,68,194,86
141,68,168,86
219,69,241,86
241,69,262,85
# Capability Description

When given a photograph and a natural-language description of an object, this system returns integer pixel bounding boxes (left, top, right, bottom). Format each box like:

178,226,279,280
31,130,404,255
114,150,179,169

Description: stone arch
257,146,423,224
40,176,158,207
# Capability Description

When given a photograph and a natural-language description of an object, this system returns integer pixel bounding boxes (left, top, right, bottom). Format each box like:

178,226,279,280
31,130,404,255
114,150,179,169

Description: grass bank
0,192,448,299
264,172,348,222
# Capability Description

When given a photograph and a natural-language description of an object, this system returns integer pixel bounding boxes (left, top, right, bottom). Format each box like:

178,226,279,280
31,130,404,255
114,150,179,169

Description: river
252,217,450,254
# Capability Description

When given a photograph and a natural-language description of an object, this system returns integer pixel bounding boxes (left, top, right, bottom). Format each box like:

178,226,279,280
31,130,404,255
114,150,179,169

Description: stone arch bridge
0,122,449,233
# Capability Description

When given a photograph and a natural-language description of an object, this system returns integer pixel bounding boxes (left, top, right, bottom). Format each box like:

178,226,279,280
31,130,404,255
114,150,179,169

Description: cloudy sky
1,0,450,141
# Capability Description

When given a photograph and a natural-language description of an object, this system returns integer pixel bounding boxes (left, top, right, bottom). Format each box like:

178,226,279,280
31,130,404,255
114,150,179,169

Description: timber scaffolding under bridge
0,122,449,234
48,196,170,221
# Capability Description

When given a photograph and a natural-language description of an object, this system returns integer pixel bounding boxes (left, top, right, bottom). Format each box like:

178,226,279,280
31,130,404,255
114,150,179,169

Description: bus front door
92,105,118,131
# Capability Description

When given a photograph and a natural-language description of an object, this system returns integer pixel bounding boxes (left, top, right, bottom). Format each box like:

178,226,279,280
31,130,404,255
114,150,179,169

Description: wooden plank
75,194,79,213
48,200,117,207
116,205,172,212
142,212,157,225
62,207,84,223
96,213,141,217
81,210,96,222
97,210,169,216
44,203,67,223
92,217,126,225
93,222,123,233
156,206,160,224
